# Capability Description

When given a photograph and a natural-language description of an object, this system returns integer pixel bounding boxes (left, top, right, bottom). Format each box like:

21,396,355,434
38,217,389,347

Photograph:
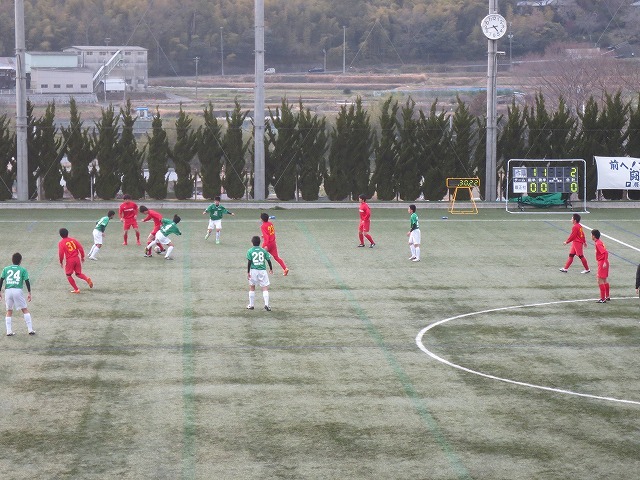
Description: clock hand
492,25,499,33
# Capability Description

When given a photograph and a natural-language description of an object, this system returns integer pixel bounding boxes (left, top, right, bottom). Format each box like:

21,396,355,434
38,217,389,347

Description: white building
30,67,93,94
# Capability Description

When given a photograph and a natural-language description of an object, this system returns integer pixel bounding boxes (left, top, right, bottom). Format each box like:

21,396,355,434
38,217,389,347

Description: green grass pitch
0,207,638,479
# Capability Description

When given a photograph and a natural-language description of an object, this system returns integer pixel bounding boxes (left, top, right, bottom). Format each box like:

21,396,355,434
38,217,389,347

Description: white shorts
409,229,421,245
5,288,27,310
208,219,222,230
155,231,171,246
93,229,104,245
249,269,270,288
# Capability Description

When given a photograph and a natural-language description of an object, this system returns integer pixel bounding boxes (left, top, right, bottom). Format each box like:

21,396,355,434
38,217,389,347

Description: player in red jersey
139,206,165,254
119,194,141,245
591,229,610,303
357,194,375,248
559,213,589,273
58,228,93,293
260,213,289,276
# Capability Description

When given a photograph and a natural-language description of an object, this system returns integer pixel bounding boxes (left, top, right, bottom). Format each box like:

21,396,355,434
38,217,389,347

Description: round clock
481,14,507,40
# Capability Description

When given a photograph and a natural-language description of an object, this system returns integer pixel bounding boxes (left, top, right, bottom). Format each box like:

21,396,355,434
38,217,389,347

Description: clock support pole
485,1,499,202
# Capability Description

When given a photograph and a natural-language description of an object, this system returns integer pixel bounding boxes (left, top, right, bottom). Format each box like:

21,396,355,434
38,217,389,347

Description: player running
591,229,610,303
357,194,375,248
260,212,289,276
247,235,273,311
202,196,235,244
407,204,421,262
140,206,165,253
58,228,93,294
145,215,182,260
0,252,35,336
559,213,590,274
119,194,141,245
88,210,115,260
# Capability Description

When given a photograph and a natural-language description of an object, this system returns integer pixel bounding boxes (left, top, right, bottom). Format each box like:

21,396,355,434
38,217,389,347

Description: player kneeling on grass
145,215,181,260
247,235,273,312
0,253,35,336
592,229,610,303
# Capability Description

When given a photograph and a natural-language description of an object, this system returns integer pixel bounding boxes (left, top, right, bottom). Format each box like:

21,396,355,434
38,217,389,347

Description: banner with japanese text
594,156,640,190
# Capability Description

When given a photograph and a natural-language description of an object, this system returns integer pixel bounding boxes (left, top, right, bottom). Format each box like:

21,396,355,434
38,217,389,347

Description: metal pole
194,56,199,99
220,27,224,76
254,0,265,200
485,1,498,202
15,0,28,201
323,49,326,72
343,26,346,74
508,26,513,67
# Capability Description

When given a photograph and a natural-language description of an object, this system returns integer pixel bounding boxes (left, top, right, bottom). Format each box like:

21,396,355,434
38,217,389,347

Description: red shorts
359,221,370,232
264,243,278,257
569,242,585,257
123,218,139,230
597,261,609,279
150,224,161,236
65,256,82,276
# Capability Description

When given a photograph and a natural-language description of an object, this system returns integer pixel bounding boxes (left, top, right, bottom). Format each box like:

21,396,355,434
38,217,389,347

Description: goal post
506,159,588,214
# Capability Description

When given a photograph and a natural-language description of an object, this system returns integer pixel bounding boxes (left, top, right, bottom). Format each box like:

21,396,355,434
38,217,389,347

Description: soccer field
0,207,638,480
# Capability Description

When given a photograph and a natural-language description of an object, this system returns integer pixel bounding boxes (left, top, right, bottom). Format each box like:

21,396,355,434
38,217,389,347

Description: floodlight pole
15,0,28,201
485,0,499,202
253,0,266,200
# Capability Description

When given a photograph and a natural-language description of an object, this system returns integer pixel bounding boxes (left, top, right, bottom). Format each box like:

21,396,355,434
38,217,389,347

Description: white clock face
481,14,507,40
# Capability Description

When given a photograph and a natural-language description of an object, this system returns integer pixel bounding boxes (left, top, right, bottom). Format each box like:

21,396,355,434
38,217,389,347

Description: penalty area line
581,223,640,253
416,297,640,406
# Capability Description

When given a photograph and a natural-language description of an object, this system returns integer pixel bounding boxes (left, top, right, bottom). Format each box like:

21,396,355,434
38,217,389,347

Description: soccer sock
146,240,157,252
415,247,420,260
248,291,255,307
599,284,606,300
263,291,269,307
77,272,89,282
135,231,140,242
605,283,610,298
165,246,174,258
67,275,78,290
92,246,100,258
410,245,416,257
216,231,220,241
274,256,287,271
564,257,574,269
24,313,32,332
358,232,364,244
123,233,128,244
5,316,11,334
364,234,374,244
580,256,589,270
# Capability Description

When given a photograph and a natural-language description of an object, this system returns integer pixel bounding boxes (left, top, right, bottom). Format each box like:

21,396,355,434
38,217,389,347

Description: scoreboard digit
512,166,579,194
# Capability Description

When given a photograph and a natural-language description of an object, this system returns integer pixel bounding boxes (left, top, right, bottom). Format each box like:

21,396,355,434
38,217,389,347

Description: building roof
64,46,147,52
0,57,16,70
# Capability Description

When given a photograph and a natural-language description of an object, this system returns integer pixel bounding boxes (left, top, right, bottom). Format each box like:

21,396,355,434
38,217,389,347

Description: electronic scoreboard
511,166,579,194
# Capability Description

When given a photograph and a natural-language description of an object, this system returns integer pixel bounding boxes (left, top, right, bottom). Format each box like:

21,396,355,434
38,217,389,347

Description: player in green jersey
247,236,273,311
0,253,35,336
144,215,182,260
89,210,115,260
407,204,421,262
203,196,235,244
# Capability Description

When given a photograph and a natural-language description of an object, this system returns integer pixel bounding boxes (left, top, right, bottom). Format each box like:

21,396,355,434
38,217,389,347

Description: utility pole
254,0,265,200
15,0,28,201
485,2,498,202
343,26,346,74
220,27,224,76
194,56,199,99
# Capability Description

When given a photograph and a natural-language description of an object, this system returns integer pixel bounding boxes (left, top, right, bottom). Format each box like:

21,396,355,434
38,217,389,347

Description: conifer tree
418,100,449,201
26,101,39,199
297,101,327,201
575,97,602,200
93,105,121,199
396,98,421,201
524,93,552,159
222,100,249,199
324,104,352,201
0,113,15,200
118,101,145,199
371,96,399,200
268,100,298,201
171,105,198,200
61,98,93,199
598,91,629,200
36,103,63,200
145,108,170,200
496,101,526,200
198,102,225,200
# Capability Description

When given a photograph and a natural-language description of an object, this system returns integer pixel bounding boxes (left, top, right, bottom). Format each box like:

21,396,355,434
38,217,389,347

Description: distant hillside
2,0,638,76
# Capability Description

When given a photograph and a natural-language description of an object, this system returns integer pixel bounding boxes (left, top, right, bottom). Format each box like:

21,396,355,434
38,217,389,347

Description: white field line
581,223,640,253
416,298,640,406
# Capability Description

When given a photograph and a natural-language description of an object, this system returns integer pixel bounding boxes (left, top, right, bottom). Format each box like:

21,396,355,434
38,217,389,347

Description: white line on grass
416,297,640,406
581,223,640,253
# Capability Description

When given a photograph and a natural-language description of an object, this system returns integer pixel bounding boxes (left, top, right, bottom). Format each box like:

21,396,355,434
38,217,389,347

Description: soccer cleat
28,331,36,335
122,242,128,245
283,268,289,276
412,258,420,262
70,289,80,294
144,253,152,258
6,332,15,336
369,243,376,248
605,297,611,302
357,244,365,248
165,256,174,260
596,299,606,303
581,269,590,274
136,242,141,246
409,256,416,260
559,268,568,273
216,239,220,245
87,277,93,288
89,256,97,261
205,232,211,240
264,305,271,311
246,305,254,310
